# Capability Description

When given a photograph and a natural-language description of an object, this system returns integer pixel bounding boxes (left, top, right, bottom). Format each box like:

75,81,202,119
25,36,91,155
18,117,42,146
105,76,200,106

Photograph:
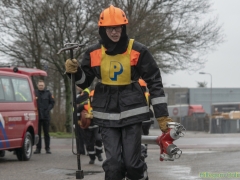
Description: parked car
0,66,47,161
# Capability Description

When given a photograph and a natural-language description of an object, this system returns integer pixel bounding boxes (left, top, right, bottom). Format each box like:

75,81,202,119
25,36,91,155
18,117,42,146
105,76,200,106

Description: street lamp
199,72,212,133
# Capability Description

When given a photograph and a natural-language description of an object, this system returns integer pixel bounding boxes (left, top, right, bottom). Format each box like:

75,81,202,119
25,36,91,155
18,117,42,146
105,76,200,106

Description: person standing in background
34,80,55,154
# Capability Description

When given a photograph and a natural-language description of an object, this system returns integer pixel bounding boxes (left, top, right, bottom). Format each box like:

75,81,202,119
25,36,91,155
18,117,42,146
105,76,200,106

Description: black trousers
36,120,50,151
142,121,152,135
100,123,147,180
84,127,103,160
76,127,86,155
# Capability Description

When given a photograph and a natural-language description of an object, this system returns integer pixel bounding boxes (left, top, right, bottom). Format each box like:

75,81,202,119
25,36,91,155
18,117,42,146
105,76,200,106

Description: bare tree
0,0,99,132
111,0,224,73
0,0,224,131
197,81,208,87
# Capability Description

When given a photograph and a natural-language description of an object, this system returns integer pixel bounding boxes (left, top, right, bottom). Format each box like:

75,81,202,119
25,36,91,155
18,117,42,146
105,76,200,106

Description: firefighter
15,84,29,101
80,90,103,164
76,87,89,155
138,79,154,160
65,5,172,180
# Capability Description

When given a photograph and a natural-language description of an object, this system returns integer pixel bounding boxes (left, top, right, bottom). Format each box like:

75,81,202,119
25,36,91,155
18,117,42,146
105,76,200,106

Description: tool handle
57,44,84,179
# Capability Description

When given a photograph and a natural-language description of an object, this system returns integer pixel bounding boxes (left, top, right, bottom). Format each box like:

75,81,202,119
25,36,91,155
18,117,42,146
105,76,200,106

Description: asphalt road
1,129,240,180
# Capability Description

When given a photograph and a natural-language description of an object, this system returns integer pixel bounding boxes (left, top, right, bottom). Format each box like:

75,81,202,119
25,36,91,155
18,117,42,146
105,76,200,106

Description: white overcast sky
162,0,240,88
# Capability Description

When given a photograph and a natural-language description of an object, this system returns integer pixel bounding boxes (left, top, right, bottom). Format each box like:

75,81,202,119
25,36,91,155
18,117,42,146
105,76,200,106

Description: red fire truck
168,104,207,131
0,67,47,161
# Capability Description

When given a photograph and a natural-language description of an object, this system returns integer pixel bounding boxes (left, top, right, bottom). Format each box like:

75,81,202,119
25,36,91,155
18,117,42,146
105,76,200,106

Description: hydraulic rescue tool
141,122,186,161
57,43,85,179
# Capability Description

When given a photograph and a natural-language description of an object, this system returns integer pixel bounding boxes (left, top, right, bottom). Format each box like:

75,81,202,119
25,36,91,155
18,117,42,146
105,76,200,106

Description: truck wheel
16,132,33,161
0,150,5,157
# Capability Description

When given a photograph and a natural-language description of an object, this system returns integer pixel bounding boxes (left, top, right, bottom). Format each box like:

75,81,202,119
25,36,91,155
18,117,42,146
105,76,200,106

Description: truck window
12,78,32,102
1,77,14,101
0,80,4,100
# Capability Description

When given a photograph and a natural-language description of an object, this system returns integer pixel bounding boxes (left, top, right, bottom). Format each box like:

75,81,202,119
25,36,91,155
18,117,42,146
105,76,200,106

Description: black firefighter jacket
35,89,55,121
72,39,169,128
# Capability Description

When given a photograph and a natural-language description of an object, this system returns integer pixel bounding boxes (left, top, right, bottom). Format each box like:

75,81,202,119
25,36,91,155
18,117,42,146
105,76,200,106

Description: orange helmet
98,5,128,26
138,79,147,87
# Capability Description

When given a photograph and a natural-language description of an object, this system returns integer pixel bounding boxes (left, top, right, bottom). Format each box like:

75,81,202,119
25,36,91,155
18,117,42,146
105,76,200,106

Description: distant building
164,87,240,115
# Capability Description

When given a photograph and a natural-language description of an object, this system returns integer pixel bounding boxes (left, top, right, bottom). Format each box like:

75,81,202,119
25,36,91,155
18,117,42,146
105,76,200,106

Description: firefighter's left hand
85,113,93,119
156,116,173,133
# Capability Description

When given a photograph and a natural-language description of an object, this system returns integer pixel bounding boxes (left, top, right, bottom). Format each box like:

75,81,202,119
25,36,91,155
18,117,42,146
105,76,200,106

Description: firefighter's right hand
78,120,82,126
157,116,173,133
85,113,93,119
65,59,79,73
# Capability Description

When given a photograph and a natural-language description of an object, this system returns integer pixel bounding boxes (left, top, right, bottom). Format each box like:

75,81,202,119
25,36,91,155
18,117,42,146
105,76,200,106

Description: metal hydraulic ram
141,122,186,161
